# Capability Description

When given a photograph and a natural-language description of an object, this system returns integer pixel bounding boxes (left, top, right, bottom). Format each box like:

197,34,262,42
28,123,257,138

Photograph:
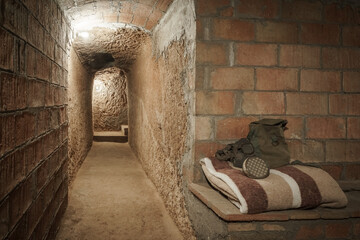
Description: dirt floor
56,142,183,240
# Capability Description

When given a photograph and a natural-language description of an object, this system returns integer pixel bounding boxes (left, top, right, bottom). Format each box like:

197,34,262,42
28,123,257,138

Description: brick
213,19,254,41
37,109,50,135
15,39,26,75
195,116,212,140
345,142,360,163
325,141,360,163
342,26,360,47
295,224,323,239
344,164,360,180
324,3,360,24
236,43,277,66
196,19,204,41
27,79,46,107
22,0,38,16
325,222,351,239
156,0,173,12
51,63,61,85
28,14,44,52
0,28,14,71
15,111,36,146
0,114,16,156
0,198,9,239
195,141,225,160
216,117,257,140
197,42,227,65
44,32,55,61
321,164,343,180
132,4,152,27
104,14,118,24
237,0,279,19
242,92,284,114
228,223,257,232
343,72,360,92
282,0,322,21
283,117,303,140
0,73,27,111
36,160,49,193
286,93,327,115
45,84,55,107
35,53,51,81
279,45,320,68
210,67,254,90
329,94,360,115
306,117,346,139
25,139,44,175
262,224,285,231
196,0,231,16
118,13,133,23
196,91,234,115
145,9,163,30
220,7,234,17
288,140,325,163
325,140,345,162
0,149,26,200
7,213,26,240
322,47,360,69
300,70,341,92
354,222,360,237
256,68,298,91
256,21,298,43
348,117,360,139
301,23,340,45
26,45,36,77
9,176,34,229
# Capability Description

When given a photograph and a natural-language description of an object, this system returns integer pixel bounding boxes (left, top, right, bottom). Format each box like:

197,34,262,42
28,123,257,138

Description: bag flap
250,118,288,127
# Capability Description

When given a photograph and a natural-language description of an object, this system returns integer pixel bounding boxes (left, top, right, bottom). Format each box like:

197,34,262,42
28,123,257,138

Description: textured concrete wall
67,47,93,184
0,0,70,239
92,67,128,131
128,1,196,237
194,0,360,182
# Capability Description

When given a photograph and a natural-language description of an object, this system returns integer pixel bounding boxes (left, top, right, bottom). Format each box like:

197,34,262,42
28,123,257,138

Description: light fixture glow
94,80,103,92
79,31,89,39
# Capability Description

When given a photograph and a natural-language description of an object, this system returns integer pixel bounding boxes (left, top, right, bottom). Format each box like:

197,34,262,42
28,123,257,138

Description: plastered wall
92,67,128,131
127,1,196,238
67,47,93,184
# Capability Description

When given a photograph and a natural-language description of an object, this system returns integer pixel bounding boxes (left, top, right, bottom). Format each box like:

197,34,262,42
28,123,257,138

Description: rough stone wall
128,1,196,237
67,47,93,183
194,0,360,182
92,67,128,131
0,0,70,239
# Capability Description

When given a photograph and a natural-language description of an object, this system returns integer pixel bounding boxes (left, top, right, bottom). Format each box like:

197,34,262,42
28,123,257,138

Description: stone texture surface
67,47,93,184
128,1,196,238
92,67,128,131
129,37,195,240
73,27,148,71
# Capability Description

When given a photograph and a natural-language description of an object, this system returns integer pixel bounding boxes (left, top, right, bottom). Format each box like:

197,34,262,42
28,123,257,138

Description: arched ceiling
57,0,174,31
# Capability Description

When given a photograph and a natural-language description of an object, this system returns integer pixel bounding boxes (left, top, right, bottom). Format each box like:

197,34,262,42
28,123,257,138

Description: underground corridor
1,0,360,240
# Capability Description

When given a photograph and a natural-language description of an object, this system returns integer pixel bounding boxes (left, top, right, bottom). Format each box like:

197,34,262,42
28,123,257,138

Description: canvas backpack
247,119,290,168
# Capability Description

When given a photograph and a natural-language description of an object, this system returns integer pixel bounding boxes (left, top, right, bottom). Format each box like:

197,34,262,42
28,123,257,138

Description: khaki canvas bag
247,119,290,168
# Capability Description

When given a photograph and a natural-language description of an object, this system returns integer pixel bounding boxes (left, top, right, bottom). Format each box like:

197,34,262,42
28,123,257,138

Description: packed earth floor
56,142,182,240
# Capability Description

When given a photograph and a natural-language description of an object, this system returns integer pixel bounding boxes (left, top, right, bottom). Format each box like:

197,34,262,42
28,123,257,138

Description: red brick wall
194,0,360,181
0,0,70,239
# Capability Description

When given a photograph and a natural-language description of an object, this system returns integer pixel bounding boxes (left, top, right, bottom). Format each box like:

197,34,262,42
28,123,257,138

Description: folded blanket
200,157,348,214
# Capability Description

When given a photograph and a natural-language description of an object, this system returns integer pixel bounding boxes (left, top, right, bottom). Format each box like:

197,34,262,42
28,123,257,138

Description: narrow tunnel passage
56,142,182,240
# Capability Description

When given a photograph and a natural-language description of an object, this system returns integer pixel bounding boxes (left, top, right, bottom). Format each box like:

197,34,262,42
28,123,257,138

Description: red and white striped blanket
200,157,348,214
